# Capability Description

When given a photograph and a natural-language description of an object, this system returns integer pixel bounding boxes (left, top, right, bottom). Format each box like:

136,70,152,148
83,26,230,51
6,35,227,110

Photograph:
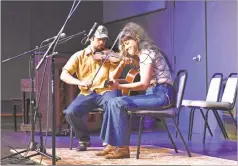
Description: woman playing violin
97,22,175,159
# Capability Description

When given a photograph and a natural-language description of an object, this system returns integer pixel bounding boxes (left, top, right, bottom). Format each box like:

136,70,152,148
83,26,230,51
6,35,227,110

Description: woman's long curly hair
119,22,159,56
118,22,172,71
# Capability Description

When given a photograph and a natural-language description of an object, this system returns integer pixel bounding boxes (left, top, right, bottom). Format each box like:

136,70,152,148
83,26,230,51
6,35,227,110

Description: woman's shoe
95,145,115,156
105,146,130,159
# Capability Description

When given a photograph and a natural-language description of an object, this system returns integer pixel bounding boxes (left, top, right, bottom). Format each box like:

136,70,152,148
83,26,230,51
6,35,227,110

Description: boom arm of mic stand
2,46,40,63
46,52,59,58
35,41,55,70
35,30,86,70
2,30,86,64
58,30,86,44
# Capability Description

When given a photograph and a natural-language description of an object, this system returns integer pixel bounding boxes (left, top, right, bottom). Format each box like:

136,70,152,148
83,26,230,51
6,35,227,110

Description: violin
93,50,121,63
93,50,139,65
89,31,139,90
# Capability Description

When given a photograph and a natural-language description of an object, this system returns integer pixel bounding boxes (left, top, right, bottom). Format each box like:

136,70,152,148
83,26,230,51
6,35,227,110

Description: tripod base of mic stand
1,144,61,161
1,149,29,160
25,148,61,161
26,141,61,160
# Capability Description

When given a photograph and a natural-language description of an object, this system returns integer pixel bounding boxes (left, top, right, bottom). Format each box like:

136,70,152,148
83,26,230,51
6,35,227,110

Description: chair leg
203,110,209,144
188,108,194,141
228,110,237,128
189,108,195,141
213,110,229,139
160,118,178,153
172,118,191,157
200,108,213,137
136,116,144,159
128,115,133,144
70,125,73,150
175,108,181,138
188,110,191,140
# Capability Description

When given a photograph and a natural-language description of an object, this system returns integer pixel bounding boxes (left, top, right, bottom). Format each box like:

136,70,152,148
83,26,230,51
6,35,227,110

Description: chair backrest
174,70,188,109
206,73,223,102
221,73,238,107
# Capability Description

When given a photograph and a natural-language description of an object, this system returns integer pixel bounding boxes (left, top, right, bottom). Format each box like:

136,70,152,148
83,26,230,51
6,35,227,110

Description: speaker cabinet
34,53,77,134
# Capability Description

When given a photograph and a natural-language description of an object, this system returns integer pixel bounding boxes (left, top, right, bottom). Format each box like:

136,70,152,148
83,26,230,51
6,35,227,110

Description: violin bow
88,31,124,89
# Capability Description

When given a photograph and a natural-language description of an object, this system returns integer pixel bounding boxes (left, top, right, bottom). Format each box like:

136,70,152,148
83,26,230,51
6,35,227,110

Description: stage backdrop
103,1,166,23
102,0,237,135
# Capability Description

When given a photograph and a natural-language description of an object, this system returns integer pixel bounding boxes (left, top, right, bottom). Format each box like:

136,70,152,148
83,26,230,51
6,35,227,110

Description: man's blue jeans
100,84,175,146
64,90,120,142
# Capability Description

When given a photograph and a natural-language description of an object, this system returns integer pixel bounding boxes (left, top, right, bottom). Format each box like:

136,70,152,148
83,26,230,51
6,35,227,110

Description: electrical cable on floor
1,145,25,159
1,145,37,165
1,126,34,162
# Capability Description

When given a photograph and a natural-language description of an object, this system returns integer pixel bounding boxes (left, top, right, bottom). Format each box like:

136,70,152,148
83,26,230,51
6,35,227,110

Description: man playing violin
61,25,131,151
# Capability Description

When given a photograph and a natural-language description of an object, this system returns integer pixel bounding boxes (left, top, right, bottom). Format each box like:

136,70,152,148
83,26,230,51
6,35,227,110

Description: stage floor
1,116,237,165
10,145,237,165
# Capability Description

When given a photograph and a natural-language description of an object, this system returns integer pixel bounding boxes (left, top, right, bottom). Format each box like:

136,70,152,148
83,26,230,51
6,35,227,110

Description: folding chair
179,73,224,141
184,73,237,143
63,107,104,150
127,70,191,159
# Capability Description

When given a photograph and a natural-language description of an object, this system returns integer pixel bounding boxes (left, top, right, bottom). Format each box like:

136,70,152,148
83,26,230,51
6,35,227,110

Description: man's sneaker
76,142,91,151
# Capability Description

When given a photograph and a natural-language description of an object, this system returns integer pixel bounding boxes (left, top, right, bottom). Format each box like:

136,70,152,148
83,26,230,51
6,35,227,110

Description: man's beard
95,45,104,51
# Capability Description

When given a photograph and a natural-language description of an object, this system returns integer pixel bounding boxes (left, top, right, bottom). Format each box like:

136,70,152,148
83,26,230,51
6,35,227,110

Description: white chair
183,73,237,143
178,73,224,141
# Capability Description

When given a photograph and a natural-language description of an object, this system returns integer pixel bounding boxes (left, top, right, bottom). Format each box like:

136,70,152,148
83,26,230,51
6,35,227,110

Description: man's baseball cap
94,25,109,39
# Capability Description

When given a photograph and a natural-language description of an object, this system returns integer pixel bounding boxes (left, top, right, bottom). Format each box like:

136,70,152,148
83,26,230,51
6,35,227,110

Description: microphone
44,33,66,42
84,22,98,44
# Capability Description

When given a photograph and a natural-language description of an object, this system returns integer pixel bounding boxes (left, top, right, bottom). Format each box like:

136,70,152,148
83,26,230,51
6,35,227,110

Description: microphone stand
1,50,59,161
35,1,82,164
1,30,86,163
2,0,83,163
